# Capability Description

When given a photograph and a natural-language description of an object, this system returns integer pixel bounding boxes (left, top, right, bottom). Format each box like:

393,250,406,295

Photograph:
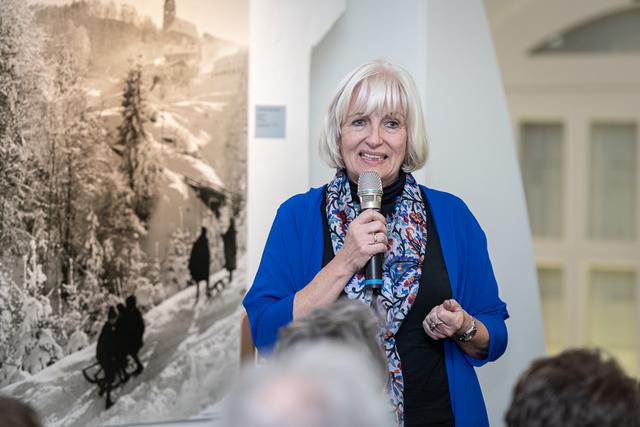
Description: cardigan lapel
302,187,325,285
423,186,459,301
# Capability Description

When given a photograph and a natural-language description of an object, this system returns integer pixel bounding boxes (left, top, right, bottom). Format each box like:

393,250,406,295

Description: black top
321,174,455,427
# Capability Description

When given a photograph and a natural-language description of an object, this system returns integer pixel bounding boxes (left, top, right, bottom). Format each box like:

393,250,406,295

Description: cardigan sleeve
242,204,300,353
457,200,509,367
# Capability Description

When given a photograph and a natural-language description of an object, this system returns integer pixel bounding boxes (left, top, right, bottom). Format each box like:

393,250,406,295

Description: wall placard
255,105,286,138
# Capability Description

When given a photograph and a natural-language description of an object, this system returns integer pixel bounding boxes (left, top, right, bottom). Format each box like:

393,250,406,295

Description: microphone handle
363,207,383,292
365,253,383,292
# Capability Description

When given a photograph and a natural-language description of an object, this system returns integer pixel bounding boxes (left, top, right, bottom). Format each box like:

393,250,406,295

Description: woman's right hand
335,209,389,273
293,209,388,319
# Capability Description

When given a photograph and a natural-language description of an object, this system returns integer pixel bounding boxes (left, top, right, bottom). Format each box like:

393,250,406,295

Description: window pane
588,123,637,240
588,270,637,377
538,267,564,355
520,123,564,237
531,8,640,54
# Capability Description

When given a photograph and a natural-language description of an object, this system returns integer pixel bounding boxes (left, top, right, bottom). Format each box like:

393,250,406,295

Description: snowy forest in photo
0,0,247,424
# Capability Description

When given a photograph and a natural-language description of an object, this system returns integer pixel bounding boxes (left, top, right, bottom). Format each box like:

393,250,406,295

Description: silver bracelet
456,317,477,342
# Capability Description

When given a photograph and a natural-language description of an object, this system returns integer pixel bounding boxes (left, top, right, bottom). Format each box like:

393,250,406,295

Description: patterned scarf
325,169,428,426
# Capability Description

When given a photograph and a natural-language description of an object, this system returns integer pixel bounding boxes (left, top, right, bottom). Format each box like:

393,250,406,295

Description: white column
248,0,345,284
425,2,544,425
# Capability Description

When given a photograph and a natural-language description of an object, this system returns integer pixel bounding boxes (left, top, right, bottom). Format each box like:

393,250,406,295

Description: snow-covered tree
135,242,165,310
117,65,160,223
0,270,20,385
60,278,83,337
0,0,46,257
61,22,91,73
123,236,148,296
0,137,28,256
12,240,64,374
23,240,47,295
148,244,166,304
22,328,64,374
95,170,146,292
164,227,192,295
59,256,91,351
81,210,103,294
35,22,98,291
65,328,89,354
0,271,14,351
76,209,112,336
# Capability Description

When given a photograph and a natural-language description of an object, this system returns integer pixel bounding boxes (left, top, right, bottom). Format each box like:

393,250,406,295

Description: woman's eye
351,118,366,126
386,120,400,129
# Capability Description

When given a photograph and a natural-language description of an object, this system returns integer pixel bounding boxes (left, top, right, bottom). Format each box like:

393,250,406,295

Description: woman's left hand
422,299,468,340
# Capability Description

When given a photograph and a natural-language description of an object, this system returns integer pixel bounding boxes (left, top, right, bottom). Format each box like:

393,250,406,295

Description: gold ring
373,233,378,244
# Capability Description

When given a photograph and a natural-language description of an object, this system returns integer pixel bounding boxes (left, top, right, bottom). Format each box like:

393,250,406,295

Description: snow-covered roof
166,18,199,41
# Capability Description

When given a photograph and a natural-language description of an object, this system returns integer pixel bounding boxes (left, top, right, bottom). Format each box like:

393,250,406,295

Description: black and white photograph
0,0,248,425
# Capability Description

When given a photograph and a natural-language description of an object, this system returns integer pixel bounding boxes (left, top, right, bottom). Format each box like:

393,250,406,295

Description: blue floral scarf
325,169,428,426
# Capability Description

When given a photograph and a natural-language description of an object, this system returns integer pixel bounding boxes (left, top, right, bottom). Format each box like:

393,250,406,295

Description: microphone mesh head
357,171,383,197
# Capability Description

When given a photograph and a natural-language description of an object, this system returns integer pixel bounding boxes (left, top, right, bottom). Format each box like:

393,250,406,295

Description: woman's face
340,104,407,187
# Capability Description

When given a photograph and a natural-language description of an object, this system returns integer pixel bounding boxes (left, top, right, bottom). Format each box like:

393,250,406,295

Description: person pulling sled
96,306,121,409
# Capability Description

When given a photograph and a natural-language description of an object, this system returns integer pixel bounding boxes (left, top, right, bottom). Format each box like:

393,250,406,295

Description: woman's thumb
443,299,459,312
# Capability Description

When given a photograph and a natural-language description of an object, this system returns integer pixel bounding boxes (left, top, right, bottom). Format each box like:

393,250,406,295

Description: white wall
249,1,544,425
247,0,345,282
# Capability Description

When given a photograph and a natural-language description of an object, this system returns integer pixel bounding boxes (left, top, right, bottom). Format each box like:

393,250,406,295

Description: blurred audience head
222,342,393,427
0,395,42,427
275,299,386,379
505,348,640,427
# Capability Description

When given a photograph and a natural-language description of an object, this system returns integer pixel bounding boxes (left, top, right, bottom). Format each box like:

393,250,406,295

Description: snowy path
2,271,246,427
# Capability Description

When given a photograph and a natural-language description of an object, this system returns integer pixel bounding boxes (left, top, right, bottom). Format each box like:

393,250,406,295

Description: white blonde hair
319,59,429,172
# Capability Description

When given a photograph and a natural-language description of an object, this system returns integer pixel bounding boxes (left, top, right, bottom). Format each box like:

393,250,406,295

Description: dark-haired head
505,348,640,427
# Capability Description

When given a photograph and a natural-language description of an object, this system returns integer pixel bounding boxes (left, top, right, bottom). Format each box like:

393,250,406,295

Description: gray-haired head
319,59,429,173
275,299,387,381
221,342,393,427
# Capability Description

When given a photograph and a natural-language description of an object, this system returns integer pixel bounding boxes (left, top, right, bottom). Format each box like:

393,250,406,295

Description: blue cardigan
243,185,509,426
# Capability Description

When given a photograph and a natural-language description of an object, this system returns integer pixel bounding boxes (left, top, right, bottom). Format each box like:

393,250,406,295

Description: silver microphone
357,171,383,291
357,171,383,210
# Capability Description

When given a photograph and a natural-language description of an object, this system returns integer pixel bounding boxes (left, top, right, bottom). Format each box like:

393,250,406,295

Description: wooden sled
82,357,137,389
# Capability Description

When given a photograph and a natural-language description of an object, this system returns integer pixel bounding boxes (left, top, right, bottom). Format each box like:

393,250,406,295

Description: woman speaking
243,60,509,427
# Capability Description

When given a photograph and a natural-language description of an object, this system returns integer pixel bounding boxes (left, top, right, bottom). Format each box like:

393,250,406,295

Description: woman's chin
347,163,399,186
